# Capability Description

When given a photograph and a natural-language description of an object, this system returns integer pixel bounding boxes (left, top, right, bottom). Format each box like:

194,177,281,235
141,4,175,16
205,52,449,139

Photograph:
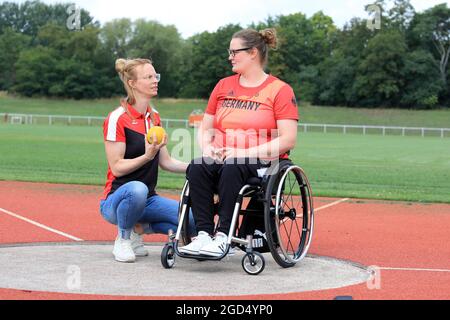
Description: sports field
1,97,450,301
2,95,450,127
1,123,449,203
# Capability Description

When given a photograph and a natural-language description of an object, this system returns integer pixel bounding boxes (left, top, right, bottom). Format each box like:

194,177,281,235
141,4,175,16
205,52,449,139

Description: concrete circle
0,243,370,297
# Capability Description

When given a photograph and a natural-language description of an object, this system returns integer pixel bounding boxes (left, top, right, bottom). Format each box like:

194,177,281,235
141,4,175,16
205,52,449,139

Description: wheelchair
161,158,314,275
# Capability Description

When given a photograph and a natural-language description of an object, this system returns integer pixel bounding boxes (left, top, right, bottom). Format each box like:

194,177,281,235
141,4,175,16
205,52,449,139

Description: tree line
0,0,449,108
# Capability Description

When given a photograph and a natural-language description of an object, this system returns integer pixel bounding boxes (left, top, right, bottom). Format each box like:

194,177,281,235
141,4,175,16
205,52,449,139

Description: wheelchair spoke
281,222,290,253
287,216,295,255
288,218,302,259
278,172,302,258
286,173,296,210
280,217,295,257
294,220,303,255
284,172,301,217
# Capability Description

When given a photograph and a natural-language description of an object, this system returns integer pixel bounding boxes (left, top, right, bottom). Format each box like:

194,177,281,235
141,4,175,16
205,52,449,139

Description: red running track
0,181,449,300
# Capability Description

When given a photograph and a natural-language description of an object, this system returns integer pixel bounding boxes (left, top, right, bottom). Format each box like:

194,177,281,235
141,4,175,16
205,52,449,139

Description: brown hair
115,58,153,106
232,28,278,66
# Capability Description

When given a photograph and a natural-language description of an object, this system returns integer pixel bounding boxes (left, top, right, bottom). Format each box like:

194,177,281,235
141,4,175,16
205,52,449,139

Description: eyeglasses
138,73,161,82
228,47,252,58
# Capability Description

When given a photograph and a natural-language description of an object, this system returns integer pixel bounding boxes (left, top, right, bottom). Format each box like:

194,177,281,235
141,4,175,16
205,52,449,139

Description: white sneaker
199,232,232,257
113,236,136,263
178,231,212,255
130,230,149,257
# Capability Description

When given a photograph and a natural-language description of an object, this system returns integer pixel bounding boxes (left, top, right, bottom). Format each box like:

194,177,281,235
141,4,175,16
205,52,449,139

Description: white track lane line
280,197,350,224
314,199,450,274
314,198,350,213
0,207,84,242
379,267,450,273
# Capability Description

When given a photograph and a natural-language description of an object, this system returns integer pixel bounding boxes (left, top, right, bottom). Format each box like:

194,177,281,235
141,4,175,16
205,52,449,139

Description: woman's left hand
220,147,255,160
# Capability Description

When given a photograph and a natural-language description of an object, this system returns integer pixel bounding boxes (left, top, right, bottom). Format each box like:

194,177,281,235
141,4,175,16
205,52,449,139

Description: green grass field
1,123,449,203
1,94,450,128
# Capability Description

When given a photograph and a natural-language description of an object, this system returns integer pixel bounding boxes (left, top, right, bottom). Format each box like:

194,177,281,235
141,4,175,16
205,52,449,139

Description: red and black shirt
101,104,162,200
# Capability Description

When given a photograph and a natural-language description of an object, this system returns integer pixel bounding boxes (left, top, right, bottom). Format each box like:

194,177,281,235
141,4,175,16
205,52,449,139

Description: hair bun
115,58,127,74
259,28,278,49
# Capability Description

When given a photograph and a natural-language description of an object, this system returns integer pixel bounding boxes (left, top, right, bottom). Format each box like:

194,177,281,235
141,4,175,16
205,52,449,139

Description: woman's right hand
144,132,168,161
202,143,215,159
202,143,225,162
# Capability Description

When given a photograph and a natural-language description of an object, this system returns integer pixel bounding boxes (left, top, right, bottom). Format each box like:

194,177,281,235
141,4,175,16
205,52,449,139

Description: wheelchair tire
242,252,265,275
161,244,176,269
264,161,314,268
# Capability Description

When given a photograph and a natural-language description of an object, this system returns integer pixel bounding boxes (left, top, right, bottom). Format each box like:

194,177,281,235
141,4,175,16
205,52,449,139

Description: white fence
299,123,450,138
1,112,449,138
0,113,188,128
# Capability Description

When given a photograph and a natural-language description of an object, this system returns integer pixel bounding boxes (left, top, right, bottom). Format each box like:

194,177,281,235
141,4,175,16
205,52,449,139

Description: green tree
308,18,371,106
13,46,61,96
314,51,358,106
353,30,407,107
14,22,115,99
100,18,133,58
338,18,375,58
295,12,338,101
0,1,95,38
260,12,337,99
62,26,112,99
35,23,71,51
371,0,416,31
179,24,241,98
410,3,450,86
128,19,185,97
0,28,30,90
388,0,416,31
401,50,444,108
0,2,21,34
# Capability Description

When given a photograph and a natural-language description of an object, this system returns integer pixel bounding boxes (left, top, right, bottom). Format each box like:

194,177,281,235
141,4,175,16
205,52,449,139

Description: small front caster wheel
161,244,176,269
242,252,265,275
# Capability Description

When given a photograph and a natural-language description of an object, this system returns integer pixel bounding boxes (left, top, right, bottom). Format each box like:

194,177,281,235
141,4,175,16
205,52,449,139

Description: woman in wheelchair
178,28,299,258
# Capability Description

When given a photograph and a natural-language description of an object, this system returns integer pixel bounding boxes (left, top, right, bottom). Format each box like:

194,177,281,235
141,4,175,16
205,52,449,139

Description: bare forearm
248,137,295,160
160,157,188,174
198,127,214,151
112,155,152,177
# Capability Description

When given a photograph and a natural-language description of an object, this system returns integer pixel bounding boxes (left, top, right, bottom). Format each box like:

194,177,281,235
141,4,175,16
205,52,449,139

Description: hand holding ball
144,126,167,161
146,126,166,145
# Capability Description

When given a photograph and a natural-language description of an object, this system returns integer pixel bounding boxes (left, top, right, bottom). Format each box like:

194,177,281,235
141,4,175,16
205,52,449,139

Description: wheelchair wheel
241,252,265,275
264,163,314,268
161,244,176,269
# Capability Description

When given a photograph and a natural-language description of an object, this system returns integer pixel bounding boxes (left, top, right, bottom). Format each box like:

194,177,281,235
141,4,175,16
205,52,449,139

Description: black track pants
187,157,269,235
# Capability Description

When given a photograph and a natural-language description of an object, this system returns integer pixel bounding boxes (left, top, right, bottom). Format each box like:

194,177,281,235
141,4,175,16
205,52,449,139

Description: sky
11,0,450,38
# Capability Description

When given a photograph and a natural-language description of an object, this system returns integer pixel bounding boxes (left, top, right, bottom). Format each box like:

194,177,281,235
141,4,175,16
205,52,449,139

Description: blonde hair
115,58,153,106
232,28,278,66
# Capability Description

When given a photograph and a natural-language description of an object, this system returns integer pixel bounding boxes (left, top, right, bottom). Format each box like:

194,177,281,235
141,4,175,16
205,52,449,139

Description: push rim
274,166,314,264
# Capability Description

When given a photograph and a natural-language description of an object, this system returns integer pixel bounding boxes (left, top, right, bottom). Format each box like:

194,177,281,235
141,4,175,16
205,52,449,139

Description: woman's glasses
138,74,161,82
228,47,252,58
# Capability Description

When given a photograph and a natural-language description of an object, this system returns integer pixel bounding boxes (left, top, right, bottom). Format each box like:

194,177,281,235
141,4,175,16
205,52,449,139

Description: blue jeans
100,181,196,239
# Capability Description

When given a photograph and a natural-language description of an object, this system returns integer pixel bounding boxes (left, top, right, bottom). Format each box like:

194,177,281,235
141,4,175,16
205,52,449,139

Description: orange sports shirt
205,74,299,156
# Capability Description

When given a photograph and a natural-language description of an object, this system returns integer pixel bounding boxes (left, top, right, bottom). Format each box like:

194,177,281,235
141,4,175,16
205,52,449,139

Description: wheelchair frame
161,159,314,275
